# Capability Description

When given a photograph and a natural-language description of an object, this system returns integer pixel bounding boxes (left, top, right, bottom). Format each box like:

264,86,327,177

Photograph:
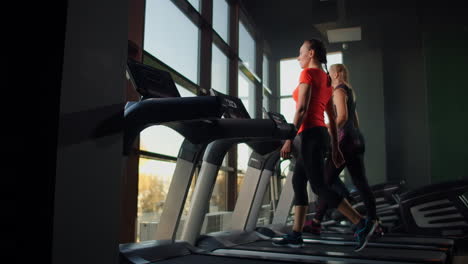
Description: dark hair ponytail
305,39,330,85
307,39,331,85
306,39,328,67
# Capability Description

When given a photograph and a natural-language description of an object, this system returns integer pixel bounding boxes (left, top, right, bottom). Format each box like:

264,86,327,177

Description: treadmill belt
153,254,312,264
302,233,453,250
230,240,447,264
316,231,455,244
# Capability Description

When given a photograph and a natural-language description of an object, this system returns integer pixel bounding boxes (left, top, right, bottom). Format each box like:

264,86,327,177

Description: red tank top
292,68,332,134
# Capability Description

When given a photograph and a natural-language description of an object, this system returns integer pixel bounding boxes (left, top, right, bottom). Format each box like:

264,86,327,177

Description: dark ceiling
239,0,340,59
239,0,339,33
238,0,467,60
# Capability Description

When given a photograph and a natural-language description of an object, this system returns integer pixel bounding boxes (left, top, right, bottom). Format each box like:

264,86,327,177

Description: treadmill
120,60,454,264
193,154,453,264
125,92,436,264
317,179,468,239
396,179,468,239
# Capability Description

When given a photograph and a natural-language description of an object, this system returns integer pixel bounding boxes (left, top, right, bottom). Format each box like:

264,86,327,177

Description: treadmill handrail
124,98,296,155
123,96,223,155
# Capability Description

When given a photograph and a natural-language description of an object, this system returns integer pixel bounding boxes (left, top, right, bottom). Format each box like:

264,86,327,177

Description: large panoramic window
262,54,271,116
238,72,256,117
213,0,229,43
263,54,269,88
325,52,343,72
237,143,251,176
176,83,196,97
187,0,201,12
279,58,301,98
140,126,183,156
212,44,229,94
138,156,198,242
279,59,301,123
263,89,271,115
144,0,200,84
137,157,176,242
239,20,256,73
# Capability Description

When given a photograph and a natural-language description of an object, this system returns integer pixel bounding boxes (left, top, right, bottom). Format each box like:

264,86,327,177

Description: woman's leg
346,153,377,220
342,134,377,221
301,130,361,224
293,205,308,232
312,156,345,223
301,127,343,211
291,156,309,232
337,198,362,224
331,178,351,201
272,156,308,247
336,136,378,251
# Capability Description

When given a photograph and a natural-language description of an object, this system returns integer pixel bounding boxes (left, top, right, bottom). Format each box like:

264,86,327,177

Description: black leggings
292,127,343,209
314,132,377,221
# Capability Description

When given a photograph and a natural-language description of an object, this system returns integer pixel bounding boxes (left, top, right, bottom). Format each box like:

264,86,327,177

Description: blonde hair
330,63,356,101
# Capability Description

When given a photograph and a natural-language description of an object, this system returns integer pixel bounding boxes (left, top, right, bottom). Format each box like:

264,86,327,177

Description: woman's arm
293,83,312,130
280,83,311,159
325,97,345,167
333,88,348,129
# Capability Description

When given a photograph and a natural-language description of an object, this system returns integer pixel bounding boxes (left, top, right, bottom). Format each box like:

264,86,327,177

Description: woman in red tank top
272,39,378,252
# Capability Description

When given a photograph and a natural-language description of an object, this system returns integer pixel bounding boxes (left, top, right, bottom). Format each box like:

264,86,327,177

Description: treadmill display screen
127,59,181,99
210,89,251,119
267,111,288,125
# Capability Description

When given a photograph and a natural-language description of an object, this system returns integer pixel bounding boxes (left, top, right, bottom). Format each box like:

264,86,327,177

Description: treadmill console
127,59,181,100
210,89,251,119
267,111,287,125
267,111,293,131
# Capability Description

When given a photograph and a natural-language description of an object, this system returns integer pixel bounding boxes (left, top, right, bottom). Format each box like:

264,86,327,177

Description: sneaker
372,220,386,239
354,218,378,252
303,220,321,235
272,233,304,248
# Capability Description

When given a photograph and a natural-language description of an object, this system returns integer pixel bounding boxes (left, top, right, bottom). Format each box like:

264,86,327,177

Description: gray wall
381,16,431,189
422,17,468,183
53,0,127,263
337,13,432,189
342,27,387,186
